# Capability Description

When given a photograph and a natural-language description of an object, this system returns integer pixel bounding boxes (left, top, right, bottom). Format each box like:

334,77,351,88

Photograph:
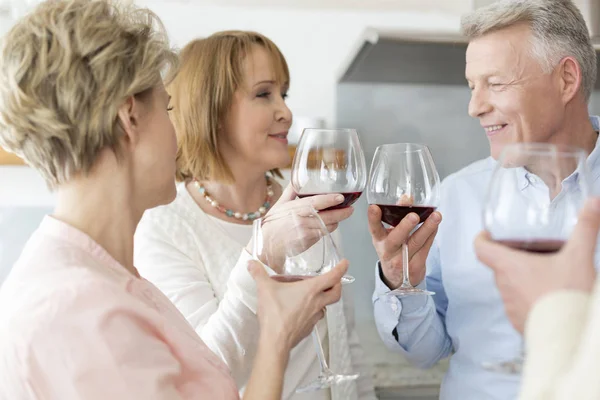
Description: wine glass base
295,372,360,393
482,358,523,375
341,275,355,284
382,287,435,297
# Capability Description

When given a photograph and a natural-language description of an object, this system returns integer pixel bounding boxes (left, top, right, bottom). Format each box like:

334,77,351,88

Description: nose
468,87,493,118
275,95,292,126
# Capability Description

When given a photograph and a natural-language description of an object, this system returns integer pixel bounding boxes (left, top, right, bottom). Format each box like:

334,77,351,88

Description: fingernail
431,212,441,223
408,213,419,223
335,194,344,202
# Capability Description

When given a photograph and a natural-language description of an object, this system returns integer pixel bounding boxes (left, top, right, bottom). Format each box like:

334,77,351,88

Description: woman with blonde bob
0,1,348,399
134,31,375,400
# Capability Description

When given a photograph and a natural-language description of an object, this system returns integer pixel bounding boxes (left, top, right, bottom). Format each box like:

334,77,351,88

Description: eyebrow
253,80,276,87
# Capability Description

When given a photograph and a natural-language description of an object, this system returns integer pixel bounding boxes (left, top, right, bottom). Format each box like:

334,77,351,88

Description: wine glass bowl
484,143,589,254
291,128,367,210
253,207,341,279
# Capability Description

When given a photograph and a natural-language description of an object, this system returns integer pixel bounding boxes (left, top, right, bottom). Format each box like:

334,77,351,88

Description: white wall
0,167,54,283
0,167,55,206
175,0,472,13
136,1,462,126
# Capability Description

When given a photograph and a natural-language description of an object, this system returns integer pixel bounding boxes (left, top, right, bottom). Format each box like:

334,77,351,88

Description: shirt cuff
373,262,402,341
373,261,431,314
228,249,276,314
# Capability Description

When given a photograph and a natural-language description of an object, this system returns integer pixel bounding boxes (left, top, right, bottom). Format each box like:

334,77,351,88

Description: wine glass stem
400,241,412,289
311,325,332,374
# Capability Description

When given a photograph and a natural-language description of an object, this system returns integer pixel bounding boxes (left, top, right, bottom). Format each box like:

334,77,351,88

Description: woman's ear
117,95,142,147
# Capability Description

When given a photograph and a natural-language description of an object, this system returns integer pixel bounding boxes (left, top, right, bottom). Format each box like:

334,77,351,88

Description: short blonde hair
461,0,597,101
169,31,289,183
0,0,178,188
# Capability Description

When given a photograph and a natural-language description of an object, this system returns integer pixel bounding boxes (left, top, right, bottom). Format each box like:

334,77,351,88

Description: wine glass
482,142,590,374
291,128,366,284
367,143,441,297
251,206,359,392
291,128,367,210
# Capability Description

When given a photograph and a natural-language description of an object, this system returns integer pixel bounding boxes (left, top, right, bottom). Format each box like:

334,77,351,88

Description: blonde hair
0,0,178,189
461,0,597,101
169,30,289,183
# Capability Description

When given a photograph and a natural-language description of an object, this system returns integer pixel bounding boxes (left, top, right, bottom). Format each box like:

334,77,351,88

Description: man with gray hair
368,0,600,398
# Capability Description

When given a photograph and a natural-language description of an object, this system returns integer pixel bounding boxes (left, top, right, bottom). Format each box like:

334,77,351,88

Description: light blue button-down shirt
373,116,600,400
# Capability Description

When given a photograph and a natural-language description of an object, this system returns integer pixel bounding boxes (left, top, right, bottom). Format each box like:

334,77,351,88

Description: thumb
566,197,600,255
367,204,388,242
247,260,270,284
313,259,349,291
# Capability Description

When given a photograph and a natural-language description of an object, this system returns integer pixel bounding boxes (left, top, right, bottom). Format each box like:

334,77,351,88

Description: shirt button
390,303,399,312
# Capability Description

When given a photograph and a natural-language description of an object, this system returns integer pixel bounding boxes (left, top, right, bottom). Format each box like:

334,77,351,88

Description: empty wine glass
482,142,590,374
367,143,441,297
251,206,359,392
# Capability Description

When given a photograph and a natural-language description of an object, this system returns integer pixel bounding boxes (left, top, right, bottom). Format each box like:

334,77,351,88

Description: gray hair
461,0,597,101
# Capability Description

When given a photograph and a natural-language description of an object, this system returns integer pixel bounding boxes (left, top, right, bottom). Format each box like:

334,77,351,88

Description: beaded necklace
193,175,274,221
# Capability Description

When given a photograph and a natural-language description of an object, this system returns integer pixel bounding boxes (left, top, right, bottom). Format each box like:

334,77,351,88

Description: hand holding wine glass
480,142,591,374
251,206,359,392
367,143,443,296
290,128,365,283
474,197,599,334
247,258,348,351
246,184,354,273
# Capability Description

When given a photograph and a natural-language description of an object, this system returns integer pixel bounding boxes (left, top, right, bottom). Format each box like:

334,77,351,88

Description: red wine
374,204,437,226
298,192,363,210
271,275,311,283
496,239,565,254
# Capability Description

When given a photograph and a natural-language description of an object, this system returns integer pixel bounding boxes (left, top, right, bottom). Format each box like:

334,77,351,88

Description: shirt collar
587,115,600,184
508,116,600,190
38,215,134,280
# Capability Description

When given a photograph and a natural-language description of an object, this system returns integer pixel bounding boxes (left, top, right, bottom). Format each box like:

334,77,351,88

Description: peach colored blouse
0,216,239,400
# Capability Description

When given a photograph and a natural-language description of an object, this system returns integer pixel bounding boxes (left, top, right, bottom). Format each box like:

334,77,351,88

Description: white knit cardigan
134,183,376,400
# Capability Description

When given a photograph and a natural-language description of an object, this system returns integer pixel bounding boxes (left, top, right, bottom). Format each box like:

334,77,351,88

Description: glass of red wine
251,205,359,392
291,128,367,210
291,128,366,284
367,143,441,297
482,142,590,374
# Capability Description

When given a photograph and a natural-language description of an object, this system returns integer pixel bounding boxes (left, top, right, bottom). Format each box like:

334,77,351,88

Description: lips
483,124,507,136
268,132,288,144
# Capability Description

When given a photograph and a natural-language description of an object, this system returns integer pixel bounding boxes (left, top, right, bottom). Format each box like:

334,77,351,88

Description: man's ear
556,56,583,104
116,95,141,147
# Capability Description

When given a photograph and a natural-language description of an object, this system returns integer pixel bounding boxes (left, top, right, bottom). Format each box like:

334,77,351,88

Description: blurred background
1,1,600,398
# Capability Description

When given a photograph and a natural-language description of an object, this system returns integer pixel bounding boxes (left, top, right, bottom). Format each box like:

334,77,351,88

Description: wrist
258,330,290,367
379,262,401,289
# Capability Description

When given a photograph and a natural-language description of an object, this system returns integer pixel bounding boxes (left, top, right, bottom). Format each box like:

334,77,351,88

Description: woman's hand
248,259,348,350
247,184,353,272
